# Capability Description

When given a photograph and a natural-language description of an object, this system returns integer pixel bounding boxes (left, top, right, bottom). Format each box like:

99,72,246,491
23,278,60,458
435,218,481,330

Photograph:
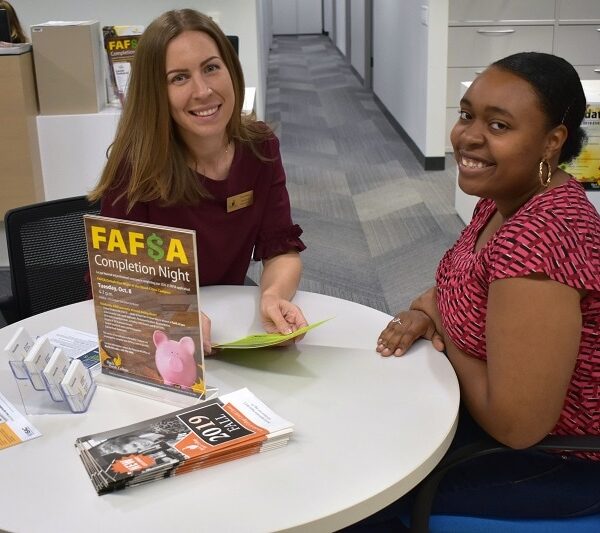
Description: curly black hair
493,52,587,164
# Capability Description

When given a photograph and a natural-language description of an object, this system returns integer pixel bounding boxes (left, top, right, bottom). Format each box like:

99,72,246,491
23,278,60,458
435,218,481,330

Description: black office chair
0,196,100,324
226,35,239,55
409,434,600,532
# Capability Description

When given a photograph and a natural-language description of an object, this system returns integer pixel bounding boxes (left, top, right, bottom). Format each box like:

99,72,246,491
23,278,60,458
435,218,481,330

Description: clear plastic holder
4,327,98,414
5,326,36,380
44,378,64,402
60,376,97,413
41,371,66,403
9,359,29,380
24,367,47,391
9,358,96,415
94,371,217,407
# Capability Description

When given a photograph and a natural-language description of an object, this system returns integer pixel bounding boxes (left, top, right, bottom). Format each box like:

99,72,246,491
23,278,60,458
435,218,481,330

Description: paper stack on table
75,388,293,494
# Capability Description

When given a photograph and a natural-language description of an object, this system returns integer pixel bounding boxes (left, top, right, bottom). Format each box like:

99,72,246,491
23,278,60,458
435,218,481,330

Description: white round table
0,286,459,532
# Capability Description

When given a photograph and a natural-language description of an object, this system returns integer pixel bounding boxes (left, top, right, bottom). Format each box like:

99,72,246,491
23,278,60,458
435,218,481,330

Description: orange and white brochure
0,392,41,450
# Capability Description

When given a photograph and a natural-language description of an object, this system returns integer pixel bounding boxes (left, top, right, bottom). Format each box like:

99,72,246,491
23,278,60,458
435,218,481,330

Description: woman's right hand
201,311,213,356
376,309,445,357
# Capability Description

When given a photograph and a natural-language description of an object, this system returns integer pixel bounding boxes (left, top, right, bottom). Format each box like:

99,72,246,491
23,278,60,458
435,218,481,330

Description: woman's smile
459,154,494,170
188,105,220,118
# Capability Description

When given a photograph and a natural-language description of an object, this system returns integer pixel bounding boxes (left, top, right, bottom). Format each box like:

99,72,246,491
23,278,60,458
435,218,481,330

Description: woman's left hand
260,294,308,339
377,309,445,356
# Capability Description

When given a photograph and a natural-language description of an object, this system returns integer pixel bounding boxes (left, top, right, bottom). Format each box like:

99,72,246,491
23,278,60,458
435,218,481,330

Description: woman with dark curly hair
373,52,600,521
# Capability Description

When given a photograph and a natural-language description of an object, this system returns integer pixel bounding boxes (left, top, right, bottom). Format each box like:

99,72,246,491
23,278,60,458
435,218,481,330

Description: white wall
15,0,267,119
425,1,448,158
297,0,322,33
350,0,365,80
335,0,346,55
256,0,272,121
324,0,333,35
372,0,447,159
272,0,297,34
271,0,322,34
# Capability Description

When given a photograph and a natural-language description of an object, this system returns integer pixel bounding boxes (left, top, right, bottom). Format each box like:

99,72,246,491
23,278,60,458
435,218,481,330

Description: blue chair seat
410,435,600,532
429,513,600,533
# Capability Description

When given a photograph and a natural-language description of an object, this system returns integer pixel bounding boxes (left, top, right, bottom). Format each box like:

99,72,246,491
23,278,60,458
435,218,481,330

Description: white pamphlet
61,360,94,412
43,348,71,402
0,392,41,450
24,336,54,390
45,326,100,374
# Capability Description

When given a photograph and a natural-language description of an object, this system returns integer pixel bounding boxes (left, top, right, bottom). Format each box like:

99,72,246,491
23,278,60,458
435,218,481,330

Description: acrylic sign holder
94,372,217,407
8,358,96,415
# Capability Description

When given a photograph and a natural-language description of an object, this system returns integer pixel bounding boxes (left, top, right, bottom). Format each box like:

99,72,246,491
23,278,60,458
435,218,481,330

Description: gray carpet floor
250,34,464,315
0,34,465,328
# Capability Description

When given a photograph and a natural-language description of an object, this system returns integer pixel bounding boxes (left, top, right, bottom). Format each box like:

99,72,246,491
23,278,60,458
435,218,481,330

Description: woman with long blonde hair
90,9,307,354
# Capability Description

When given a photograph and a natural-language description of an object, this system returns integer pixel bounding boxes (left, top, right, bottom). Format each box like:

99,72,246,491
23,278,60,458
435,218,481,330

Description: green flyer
213,318,332,349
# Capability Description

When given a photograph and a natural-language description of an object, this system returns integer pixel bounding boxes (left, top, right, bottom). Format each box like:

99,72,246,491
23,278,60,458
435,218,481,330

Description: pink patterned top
436,178,600,455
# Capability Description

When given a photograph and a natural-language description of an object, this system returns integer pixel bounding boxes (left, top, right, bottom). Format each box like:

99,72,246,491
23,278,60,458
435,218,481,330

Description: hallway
263,34,464,314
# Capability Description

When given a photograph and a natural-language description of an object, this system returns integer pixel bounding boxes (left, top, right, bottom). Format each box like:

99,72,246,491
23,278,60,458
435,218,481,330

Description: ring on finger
391,317,403,326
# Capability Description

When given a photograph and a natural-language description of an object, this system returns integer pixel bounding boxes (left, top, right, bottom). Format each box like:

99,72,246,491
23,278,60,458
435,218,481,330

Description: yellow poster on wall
561,104,600,190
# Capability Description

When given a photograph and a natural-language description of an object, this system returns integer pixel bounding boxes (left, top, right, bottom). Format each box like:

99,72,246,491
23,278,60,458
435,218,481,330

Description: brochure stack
75,388,294,494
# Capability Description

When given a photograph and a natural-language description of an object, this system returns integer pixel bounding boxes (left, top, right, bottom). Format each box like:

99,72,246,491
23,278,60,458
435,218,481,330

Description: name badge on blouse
227,190,254,213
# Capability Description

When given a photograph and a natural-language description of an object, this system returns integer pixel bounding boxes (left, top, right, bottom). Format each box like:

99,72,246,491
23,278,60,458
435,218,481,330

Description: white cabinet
36,89,257,201
445,0,600,152
558,0,600,23
449,0,554,24
574,66,600,82
448,26,554,67
272,0,322,35
555,24,600,67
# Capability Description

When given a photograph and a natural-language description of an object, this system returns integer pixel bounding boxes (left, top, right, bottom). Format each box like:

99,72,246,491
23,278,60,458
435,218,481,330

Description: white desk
0,287,459,533
0,89,259,268
36,88,258,202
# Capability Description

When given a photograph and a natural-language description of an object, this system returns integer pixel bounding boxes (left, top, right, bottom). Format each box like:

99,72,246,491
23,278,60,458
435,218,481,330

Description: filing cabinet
449,0,555,24
445,0,600,151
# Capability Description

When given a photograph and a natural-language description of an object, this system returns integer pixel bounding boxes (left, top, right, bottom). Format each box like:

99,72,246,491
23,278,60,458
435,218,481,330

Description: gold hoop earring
538,159,552,188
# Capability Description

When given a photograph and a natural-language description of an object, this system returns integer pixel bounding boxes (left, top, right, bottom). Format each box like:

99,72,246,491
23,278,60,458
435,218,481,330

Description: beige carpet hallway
259,34,465,315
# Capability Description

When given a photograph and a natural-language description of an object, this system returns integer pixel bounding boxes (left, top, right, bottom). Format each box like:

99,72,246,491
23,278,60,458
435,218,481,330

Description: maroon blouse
101,134,305,286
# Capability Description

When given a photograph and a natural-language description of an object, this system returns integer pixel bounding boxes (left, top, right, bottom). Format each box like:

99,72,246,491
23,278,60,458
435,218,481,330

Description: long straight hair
0,1,28,43
89,9,271,211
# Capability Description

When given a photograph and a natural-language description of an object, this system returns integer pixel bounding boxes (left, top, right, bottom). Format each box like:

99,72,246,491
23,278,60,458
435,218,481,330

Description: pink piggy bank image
153,330,198,388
